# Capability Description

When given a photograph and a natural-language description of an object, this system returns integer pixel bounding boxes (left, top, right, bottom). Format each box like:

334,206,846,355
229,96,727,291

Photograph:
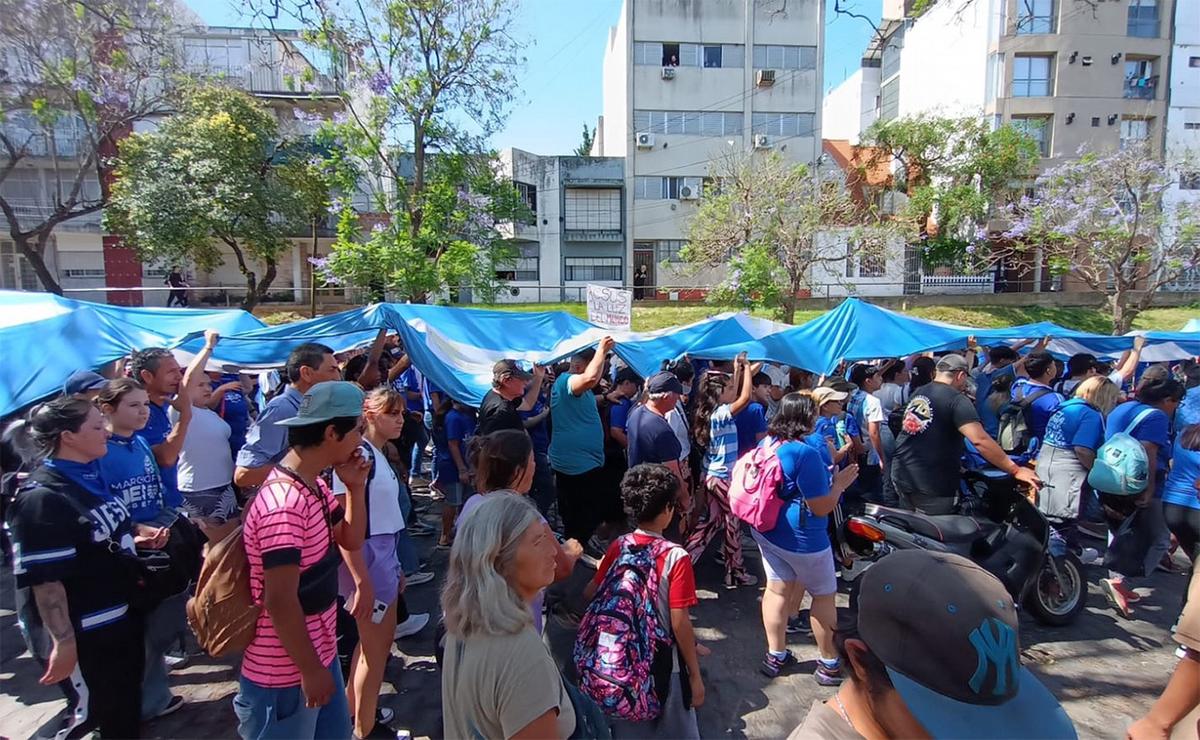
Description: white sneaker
394,612,430,639
405,570,435,587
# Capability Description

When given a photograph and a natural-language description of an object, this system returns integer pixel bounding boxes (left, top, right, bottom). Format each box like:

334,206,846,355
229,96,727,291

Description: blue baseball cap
63,370,108,396
277,381,365,427
857,550,1076,739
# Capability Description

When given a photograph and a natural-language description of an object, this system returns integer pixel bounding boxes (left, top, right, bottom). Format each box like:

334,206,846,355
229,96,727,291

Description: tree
255,0,527,303
575,123,595,157
0,0,179,293
857,113,1039,274
995,145,1200,334
684,151,895,324
104,85,316,310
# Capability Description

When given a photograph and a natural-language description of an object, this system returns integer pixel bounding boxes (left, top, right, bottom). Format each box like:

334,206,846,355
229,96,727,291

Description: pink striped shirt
241,468,342,688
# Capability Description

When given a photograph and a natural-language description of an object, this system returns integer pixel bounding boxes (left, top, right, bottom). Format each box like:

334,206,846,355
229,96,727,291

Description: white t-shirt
874,382,908,414
171,405,234,492
855,392,887,466
333,440,405,536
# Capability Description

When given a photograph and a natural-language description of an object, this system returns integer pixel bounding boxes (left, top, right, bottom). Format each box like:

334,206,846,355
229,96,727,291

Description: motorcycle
842,468,1086,626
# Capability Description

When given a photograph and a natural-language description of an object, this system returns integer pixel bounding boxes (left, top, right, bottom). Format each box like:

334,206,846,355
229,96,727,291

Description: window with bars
845,242,887,278
1014,0,1055,34
1119,118,1151,150
62,268,107,278
1011,55,1053,97
1127,0,1158,37
0,240,38,290
1011,116,1052,156
564,188,621,230
514,181,537,224
655,240,686,263
496,243,539,281
1123,58,1157,100
751,112,816,138
633,110,742,136
564,257,622,282
751,45,818,70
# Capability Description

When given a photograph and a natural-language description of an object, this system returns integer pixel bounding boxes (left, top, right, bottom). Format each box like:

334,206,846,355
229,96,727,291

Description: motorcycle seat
871,506,999,543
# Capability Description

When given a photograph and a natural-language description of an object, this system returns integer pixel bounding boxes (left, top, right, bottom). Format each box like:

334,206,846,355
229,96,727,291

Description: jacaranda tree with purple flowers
0,0,181,293
996,145,1200,334
252,0,528,302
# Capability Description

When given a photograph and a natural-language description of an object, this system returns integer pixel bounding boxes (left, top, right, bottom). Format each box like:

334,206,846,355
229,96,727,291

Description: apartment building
490,148,626,303
1164,0,1199,291
595,0,824,293
0,23,342,305
825,0,1174,161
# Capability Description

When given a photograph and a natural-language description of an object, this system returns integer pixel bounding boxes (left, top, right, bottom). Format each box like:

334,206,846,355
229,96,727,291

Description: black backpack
996,387,1054,454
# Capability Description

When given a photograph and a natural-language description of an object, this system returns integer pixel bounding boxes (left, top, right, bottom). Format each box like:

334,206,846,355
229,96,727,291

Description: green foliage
705,243,784,316
105,84,319,309
575,123,596,157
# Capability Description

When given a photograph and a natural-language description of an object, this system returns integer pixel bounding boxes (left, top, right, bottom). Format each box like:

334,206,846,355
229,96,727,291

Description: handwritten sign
586,283,632,331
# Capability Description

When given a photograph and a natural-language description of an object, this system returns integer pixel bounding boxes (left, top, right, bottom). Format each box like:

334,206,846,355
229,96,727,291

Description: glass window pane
766,45,784,69
784,46,800,70
725,112,742,135
703,46,722,68
682,112,701,135
679,43,699,66
701,112,723,136
723,45,744,69
798,113,814,136
752,112,766,135
799,46,817,70
633,110,650,132
752,45,766,68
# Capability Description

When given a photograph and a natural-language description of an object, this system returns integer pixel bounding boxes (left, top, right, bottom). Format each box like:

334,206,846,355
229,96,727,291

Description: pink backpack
728,440,785,531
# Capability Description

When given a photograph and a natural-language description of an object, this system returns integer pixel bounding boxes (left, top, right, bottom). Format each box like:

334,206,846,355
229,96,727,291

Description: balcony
1123,76,1157,100
185,65,339,97
1,199,102,230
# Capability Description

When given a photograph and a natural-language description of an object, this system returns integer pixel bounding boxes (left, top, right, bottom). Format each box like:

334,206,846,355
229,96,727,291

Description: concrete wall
822,66,881,143
898,0,992,118
600,3,631,159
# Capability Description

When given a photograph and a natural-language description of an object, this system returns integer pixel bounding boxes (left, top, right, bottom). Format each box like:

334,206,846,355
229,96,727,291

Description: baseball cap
936,353,971,373
646,371,684,395
812,386,849,406
857,550,1077,739
492,359,533,382
277,381,365,427
63,370,108,396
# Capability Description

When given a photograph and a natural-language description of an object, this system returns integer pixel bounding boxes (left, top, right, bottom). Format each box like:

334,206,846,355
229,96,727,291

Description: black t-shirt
7,465,139,635
891,381,980,512
627,404,682,468
477,389,524,437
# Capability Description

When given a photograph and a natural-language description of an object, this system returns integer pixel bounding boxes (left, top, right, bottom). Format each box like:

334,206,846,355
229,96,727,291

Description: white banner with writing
585,283,633,331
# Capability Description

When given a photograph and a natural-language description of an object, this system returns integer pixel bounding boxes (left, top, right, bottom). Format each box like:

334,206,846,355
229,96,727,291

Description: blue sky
189,0,879,155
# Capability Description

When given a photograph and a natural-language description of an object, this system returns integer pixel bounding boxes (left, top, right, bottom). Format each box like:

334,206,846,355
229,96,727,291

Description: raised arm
729,354,754,416
568,337,614,395
1112,335,1147,385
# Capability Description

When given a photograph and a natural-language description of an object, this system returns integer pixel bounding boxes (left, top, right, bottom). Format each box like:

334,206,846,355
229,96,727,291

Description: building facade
596,0,825,294
0,24,343,306
1163,0,1200,291
490,148,626,303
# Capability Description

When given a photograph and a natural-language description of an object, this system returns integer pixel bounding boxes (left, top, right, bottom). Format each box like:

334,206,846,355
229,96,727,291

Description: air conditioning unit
756,69,776,86
661,67,676,80
679,184,698,200
636,132,655,148
753,134,771,149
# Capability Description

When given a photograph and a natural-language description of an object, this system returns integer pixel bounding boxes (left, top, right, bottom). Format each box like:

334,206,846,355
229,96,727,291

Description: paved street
1,494,1189,739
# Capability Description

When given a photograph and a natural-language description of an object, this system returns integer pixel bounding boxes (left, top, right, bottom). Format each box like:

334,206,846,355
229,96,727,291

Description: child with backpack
576,463,705,738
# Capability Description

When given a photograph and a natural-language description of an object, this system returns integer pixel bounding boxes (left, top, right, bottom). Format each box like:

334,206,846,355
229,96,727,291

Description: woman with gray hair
441,493,576,739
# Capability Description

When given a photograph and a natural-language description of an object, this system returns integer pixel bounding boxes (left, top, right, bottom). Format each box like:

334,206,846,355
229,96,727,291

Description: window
1180,172,1200,190
633,42,662,66
496,244,539,282
514,181,536,224
703,45,722,68
846,241,886,278
184,37,251,79
1012,55,1053,96
1011,116,1052,156
633,110,741,137
880,79,900,121
881,26,905,79
751,45,818,71
63,268,107,279
656,240,686,263
0,240,38,291
751,112,816,137
1014,0,1055,34
662,43,680,66
564,257,622,282
1120,118,1150,150
1185,122,1200,131
564,188,621,230
633,177,706,200
1127,0,1158,38
1123,58,1157,100
1191,57,1200,68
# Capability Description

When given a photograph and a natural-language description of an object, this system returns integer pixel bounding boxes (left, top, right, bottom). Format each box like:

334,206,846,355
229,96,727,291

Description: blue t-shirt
100,434,168,524
1010,378,1063,441
213,377,251,455
734,403,768,456
803,431,834,469
609,397,632,433
703,404,739,479
520,398,550,455
394,368,424,413
1179,387,1200,429
626,404,682,468
761,440,833,554
1163,440,1200,511
135,400,182,508
1106,401,1173,477
548,373,605,475
1041,399,1105,452
236,386,302,469
434,409,476,485
975,364,1016,437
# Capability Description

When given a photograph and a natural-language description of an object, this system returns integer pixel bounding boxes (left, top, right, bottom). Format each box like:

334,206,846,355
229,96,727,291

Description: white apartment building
595,0,824,296
490,148,626,303
0,23,342,306
1164,0,1200,291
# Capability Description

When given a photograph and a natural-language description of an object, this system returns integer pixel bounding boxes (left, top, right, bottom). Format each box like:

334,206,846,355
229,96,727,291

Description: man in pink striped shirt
234,381,370,739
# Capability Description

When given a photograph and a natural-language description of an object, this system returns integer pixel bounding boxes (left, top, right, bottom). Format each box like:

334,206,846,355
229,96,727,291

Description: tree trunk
1108,291,1133,335
16,232,64,294
239,258,278,312
309,217,319,318
782,273,803,324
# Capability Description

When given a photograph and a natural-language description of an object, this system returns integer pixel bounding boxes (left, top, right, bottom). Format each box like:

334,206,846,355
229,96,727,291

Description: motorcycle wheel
1024,553,1086,626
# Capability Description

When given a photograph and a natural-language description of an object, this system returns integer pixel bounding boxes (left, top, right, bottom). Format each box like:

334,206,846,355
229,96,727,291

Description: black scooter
842,469,1086,626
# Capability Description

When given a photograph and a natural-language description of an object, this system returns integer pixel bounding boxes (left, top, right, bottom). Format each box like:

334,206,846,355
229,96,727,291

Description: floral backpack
573,535,676,722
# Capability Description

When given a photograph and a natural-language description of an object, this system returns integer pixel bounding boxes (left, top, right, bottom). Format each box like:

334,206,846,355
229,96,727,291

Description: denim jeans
529,451,556,519
396,529,419,575
141,591,187,719
233,659,350,740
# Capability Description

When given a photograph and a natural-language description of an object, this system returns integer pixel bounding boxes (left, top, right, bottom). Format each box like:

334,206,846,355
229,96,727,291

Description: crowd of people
1,321,1199,740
